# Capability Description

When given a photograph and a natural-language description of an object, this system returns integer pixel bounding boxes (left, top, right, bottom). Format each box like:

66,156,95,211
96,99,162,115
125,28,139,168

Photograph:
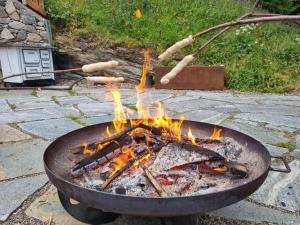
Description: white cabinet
0,47,54,83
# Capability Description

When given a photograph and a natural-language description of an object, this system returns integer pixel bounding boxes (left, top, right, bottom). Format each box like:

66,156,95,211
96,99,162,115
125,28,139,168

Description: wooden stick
195,12,252,55
193,15,300,39
100,150,148,190
140,164,168,197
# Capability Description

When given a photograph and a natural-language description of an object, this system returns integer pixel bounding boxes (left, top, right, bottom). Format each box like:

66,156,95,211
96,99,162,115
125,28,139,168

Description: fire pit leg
57,191,119,224
160,215,199,225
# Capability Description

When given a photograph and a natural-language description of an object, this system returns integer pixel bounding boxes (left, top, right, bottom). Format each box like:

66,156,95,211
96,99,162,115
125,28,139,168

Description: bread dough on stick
82,61,119,73
160,54,194,84
85,76,124,84
158,35,194,61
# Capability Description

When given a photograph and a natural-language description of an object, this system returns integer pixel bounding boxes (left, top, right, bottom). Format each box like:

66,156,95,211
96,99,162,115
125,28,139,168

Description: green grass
66,114,88,126
68,90,78,96
273,142,296,152
45,0,300,93
30,89,38,97
8,103,16,110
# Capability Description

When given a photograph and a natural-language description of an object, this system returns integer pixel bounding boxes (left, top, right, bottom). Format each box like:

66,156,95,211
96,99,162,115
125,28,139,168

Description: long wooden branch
192,15,300,39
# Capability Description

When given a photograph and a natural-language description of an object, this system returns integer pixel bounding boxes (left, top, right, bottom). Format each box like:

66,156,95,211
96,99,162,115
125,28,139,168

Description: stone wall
0,0,50,47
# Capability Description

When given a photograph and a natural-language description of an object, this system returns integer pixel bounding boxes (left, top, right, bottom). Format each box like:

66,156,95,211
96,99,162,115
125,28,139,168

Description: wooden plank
154,66,224,90
22,0,46,17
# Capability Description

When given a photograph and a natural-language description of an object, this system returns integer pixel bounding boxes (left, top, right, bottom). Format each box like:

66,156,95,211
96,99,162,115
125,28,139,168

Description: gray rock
1,27,13,39
5,0,16,15
21,12,35,24
23,24,36,32
26,32,41,42
18,118,82,140
0,139,49,180
0,174,48,221
0,124,31,143
8,21,24,29
208,200,299,225
221,120,289,145
0,17,10,23
37,21,44,26
16,30,26,40
186,91,234,98
56,95,97,105
36,26,45,31
249,160,300,213
0,6,7,17
25,185,87,225
9,11,19,20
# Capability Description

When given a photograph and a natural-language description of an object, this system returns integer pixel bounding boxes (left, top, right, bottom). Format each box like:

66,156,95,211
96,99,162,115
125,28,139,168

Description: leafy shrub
261,0,300,14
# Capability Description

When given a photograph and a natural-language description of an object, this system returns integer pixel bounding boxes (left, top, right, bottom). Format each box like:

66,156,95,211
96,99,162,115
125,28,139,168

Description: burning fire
210,127,222,140
187,128,196,145
103,48,223,176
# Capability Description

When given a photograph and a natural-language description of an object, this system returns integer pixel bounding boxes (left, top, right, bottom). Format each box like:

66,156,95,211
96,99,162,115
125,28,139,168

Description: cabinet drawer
40,50,50,59
25,67,41,78
23,49,40,64
42,68,53,77
42,60,50,68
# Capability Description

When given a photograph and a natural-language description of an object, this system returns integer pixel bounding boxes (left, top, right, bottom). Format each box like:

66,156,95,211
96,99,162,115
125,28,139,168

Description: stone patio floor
0,87,299,225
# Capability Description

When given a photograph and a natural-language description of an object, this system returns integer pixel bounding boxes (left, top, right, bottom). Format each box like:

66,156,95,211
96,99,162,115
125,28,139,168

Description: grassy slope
45,0,300,93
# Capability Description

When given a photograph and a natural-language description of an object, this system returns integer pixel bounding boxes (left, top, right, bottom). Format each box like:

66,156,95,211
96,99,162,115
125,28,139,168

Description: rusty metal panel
154,66,225,90
22,0,46,17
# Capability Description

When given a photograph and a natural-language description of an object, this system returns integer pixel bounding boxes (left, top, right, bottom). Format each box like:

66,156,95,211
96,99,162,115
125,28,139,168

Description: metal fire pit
43,120,291,225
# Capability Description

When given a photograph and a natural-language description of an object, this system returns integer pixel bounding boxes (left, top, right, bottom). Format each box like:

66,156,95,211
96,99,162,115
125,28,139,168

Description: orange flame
210,127,222,140
135,8,142,19
187,128,196,145
82,144,95,155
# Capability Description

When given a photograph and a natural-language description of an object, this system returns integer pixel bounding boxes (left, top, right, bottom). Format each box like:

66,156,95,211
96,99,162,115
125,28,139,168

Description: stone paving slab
221,120,289,145
77,102,115,116
18,118,82,140
0,174,48,221
82,115,114,125
26,185,87,225
263,144,289,156
0,106,80,124
56,95,97,105
234,104,300,116
234,113,300,132
0,139,49,180
8,97,58,111
249,160,300,213
166,99,237,113
0,99,12,113
0,124,31,143
5,96,49,104
122,92,173,106
183,110,230,125
208,200,300,225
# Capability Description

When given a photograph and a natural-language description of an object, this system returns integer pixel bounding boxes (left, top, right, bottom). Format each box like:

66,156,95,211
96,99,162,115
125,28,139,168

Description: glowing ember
210,127,222,140
82,144,95,155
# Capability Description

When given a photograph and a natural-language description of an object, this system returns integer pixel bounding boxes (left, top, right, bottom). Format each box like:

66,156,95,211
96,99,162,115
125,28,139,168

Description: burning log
100,148,149,190
71,134,132,177
140,164,168,197
70,124,162,154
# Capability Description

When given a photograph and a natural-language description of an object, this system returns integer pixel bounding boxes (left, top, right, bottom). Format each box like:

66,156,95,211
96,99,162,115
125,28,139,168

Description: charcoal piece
134,144,148,154
133,133,146,143
115,186,126,195
228,163,248,179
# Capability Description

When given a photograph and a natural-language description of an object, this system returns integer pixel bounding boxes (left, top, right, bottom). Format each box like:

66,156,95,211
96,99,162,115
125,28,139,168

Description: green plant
8,103,17,110
260,0,300,15
31,89,38,97
273,142,296,152
66,114,88,126
68,90,78,96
